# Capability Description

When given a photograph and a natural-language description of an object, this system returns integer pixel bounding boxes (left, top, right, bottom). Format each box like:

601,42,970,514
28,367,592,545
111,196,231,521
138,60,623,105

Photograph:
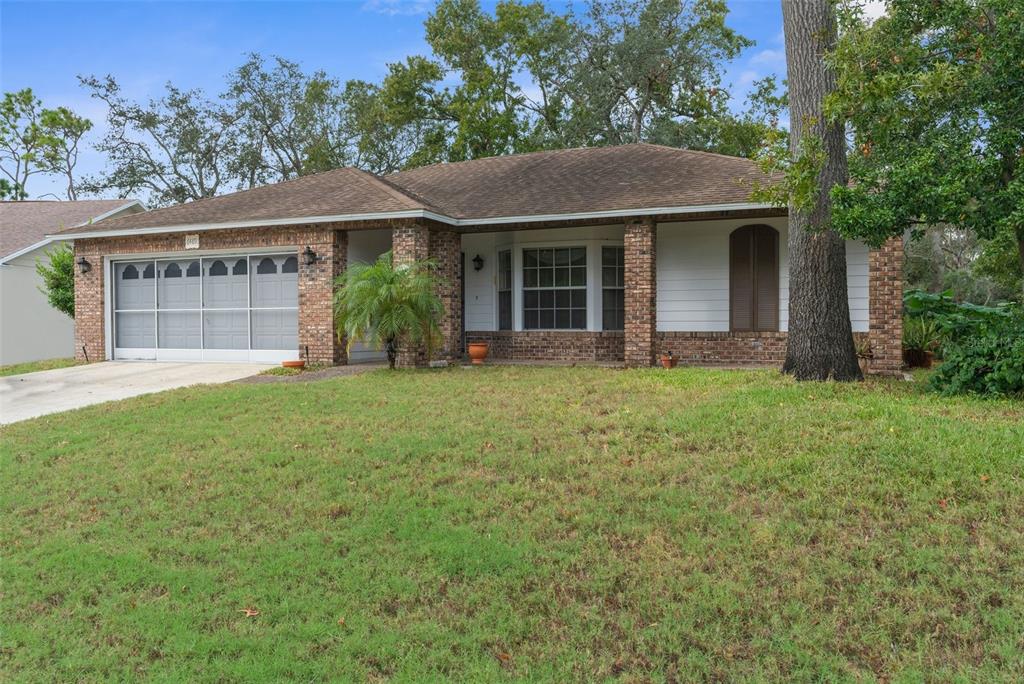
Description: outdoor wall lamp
77,257,92,274
472,254,484,271
303,246,317,265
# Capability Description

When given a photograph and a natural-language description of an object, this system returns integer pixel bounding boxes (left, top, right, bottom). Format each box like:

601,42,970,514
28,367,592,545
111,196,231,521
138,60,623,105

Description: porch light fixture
472,254,484,271
303,246,317,265
77,257,92,274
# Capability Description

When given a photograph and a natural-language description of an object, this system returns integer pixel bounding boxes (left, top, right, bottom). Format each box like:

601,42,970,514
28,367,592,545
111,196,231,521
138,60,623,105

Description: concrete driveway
0,361,271,425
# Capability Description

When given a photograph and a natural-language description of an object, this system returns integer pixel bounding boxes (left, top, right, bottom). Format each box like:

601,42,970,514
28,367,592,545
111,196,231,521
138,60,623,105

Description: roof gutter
48,202,778,241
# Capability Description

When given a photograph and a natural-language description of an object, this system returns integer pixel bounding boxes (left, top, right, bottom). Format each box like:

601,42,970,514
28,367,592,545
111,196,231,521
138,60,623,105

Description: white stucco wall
0,242,75,365
346,229,392,362
462,219,870,334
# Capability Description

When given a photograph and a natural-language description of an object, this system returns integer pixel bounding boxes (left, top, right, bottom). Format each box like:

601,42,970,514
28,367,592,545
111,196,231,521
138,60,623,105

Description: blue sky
1,0,787,199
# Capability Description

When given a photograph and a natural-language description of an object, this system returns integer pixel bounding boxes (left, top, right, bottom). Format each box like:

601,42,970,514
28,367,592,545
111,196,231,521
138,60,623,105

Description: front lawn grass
2,367,1022,681
0,357,82,377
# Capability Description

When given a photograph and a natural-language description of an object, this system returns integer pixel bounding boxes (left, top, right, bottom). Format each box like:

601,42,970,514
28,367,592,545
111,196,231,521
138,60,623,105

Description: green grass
2,367,1022,681
0,357,81,377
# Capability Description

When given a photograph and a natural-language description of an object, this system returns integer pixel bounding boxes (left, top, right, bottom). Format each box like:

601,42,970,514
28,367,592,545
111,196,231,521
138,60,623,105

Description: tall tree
829,0,1024,298
0,89,91,200
40,106,92,200
349,0,758,170
779,0,861,381
226,54,355,184
80,76,240,206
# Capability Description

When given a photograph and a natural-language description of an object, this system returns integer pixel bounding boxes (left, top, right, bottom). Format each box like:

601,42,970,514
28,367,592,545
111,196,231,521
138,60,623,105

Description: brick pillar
429,228,462,363
392,223,431,367
867,236,904,376
624,218,657,368
299,228,346,365
73,241,105,363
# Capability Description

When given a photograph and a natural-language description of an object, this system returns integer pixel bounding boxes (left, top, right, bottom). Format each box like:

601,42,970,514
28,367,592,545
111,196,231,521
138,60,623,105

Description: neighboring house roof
52,144,776,240
1,199,145,263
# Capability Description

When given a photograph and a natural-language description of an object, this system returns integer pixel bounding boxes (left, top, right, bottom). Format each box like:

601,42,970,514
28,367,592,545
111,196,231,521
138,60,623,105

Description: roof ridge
637,142,758,164
349,169,439,212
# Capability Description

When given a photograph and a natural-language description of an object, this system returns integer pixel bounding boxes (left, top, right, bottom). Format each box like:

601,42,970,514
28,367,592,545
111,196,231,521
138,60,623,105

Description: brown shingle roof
63,168,433,235
387,144,770,220
0,199,140,258
54,145,773,237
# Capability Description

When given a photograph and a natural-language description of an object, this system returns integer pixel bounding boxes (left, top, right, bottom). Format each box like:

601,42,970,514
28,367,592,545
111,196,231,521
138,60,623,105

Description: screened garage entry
112,253,299,363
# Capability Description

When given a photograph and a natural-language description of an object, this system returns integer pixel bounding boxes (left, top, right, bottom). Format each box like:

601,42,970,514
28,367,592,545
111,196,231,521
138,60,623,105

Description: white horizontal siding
657,219,871,333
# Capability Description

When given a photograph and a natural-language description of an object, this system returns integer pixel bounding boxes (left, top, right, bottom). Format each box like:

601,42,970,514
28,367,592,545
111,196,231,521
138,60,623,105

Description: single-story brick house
53,144,902,373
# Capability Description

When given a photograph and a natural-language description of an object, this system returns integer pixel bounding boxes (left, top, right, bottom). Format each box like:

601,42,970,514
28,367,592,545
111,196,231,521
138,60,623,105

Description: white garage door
112,253,299,363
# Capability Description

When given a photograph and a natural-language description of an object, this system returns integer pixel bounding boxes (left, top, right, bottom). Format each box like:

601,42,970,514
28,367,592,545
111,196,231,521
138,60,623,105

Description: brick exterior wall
72,225,344,364
868,236,904,376
429,228,462,363
74,242,105,363
466,331,624,363
624,219,657,368
300,229,346,364
391,223,462,367
657,331,788,366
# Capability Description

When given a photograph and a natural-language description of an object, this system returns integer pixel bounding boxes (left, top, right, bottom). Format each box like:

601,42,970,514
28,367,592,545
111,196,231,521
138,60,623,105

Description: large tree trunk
780,0,861,381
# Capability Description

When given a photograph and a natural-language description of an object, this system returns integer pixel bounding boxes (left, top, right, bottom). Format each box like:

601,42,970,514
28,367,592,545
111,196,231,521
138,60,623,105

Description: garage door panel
157,311,202,349
204,310,248,350
115,312,155,348
157,260,201,309
114,262,155,310
251,309,297,350
251,255,298,308
204,259,248,308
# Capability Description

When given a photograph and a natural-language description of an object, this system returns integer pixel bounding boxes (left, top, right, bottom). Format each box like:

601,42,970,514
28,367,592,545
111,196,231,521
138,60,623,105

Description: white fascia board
86,200,148,223
47,202,776,241
0,237,66,265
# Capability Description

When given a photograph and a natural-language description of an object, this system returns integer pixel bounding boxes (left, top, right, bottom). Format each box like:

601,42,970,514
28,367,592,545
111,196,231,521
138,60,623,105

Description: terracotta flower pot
660,354,677,369
282,360,306,369
468,342,489,365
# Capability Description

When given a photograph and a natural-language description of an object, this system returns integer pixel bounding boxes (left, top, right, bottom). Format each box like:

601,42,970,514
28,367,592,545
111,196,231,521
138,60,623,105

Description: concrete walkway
0,361,270,425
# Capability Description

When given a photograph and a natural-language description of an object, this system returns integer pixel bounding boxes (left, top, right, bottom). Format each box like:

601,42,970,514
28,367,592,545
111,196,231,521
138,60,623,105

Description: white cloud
361,0,432,16
736,70,760,88
750,48,785,68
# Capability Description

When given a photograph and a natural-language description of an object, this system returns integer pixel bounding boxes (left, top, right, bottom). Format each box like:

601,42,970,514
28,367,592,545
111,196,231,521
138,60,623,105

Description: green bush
929,314,1024,397
903,289,1010,344
902,316,940,353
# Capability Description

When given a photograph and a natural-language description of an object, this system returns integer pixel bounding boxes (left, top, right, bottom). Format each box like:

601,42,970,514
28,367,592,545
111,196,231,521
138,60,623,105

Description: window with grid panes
522,247,586,329
498,249,512,330
602,246,625,330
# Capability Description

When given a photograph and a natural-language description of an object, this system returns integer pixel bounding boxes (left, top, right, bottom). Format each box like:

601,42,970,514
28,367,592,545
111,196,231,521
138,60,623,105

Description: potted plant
333,252,442,369
467,341,489,365
660,350,677,369
854,338,873,375
902,316,940,368
282,359,306,369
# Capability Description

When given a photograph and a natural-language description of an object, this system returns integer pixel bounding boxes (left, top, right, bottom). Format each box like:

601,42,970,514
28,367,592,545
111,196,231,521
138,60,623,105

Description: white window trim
493,237,623,333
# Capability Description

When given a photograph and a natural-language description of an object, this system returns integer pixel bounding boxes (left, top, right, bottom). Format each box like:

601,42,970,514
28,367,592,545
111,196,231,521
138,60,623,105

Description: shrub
929,313,1024,397
902,316,940,353
903,288,1010,344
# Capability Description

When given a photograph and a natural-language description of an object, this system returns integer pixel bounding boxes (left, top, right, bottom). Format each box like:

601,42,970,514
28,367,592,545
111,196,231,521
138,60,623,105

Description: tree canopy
828,0,1024,290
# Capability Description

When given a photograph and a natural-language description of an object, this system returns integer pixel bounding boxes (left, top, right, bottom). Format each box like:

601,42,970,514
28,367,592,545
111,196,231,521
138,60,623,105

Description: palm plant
333,251,442,369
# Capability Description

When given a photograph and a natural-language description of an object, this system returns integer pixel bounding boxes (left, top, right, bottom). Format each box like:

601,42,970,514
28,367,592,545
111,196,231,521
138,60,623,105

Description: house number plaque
184,234,200,250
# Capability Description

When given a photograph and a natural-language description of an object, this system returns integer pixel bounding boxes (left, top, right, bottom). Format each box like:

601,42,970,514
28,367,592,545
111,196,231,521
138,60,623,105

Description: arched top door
729,224,779,332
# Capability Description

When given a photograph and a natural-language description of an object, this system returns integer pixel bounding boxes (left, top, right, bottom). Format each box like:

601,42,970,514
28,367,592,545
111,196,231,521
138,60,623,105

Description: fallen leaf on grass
239,608,260,617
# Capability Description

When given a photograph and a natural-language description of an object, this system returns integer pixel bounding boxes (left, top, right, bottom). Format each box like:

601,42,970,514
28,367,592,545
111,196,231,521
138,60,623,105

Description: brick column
73,241,105,363
867,236,904,376
429,228,462,363
392,223,431,367
299,228,346,365
624,218,657,368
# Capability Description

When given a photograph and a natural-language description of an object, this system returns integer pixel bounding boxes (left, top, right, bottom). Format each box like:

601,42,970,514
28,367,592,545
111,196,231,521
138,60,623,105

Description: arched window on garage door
730,224,779,332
